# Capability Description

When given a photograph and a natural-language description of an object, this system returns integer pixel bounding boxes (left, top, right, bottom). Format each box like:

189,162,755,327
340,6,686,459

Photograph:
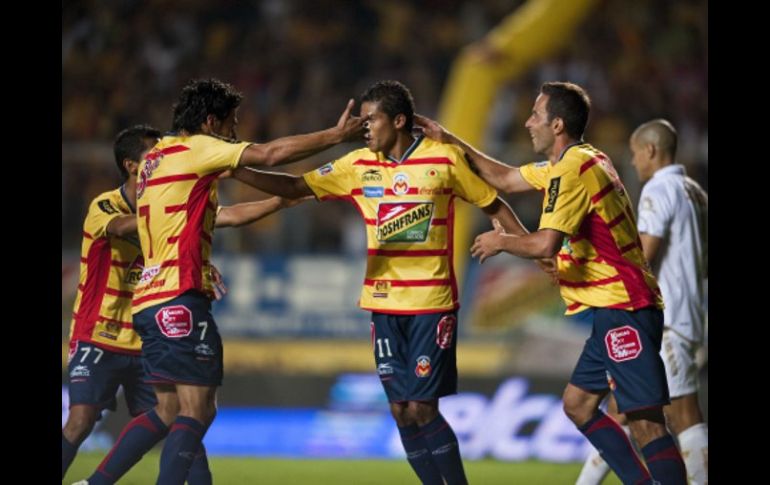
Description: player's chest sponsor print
377,202,434,242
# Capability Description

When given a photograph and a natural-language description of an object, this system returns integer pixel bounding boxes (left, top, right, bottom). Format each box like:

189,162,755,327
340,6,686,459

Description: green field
64,452,622,484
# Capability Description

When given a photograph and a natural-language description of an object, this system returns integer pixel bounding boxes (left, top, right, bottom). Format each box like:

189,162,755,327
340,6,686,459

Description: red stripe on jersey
165,204,187,213
105,287,133,298
590,184,615,204
177,173,220,293
73,238,112,342
146,145,190,161
567,302,583,311
167,236,179,244
132,289,184,306
579,156,599,174
580,212,659,308
368,249,448,257
364,278,452,287
619,242,638,253
147,173,199,187
80,257,87,264
83,231,93,239
558,254,593,265
97,315,133,328
559,275,623,288
607,213,626,228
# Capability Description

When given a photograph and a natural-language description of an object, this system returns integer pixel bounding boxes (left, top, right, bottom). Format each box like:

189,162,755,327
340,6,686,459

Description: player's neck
123,177,138,208
549,136,582,164
385,132,416,161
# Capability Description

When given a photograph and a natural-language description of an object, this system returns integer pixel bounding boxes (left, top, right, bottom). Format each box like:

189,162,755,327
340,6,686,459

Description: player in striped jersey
67,125,311,485
120,79,363,485
417,82,687,484
230,80,526,485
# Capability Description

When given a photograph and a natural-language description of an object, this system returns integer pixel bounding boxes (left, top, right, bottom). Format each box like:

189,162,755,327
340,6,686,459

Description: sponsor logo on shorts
70,365,90,378
377,363,394,376
436,315,456,349
195,343,215,356
415,355,432,378
605,325,643,362
155,305,193,338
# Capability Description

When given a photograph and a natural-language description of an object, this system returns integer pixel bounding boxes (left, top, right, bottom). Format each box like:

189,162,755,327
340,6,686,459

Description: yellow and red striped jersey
70,187,144,355
133,134,250,313
520,143,663,315
303,136,497,314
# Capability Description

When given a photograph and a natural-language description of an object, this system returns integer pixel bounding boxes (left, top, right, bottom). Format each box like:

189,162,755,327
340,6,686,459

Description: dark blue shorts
67,341,156,417
133,291,223,387
371,310,458,402
569,307,670,413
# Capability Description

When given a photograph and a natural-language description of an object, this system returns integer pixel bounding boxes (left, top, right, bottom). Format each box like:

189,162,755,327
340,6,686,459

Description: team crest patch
155,305,193,338
317,163,334,176
605,325,643,362
436,315,456,349
377,202,434,242
392,172,410,195
373,280,390,298
415,355,432,377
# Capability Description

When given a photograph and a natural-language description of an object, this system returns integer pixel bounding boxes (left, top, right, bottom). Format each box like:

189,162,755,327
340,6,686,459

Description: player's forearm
499,230,561,259
241,128,343,168
215,197,285,228
106,215,138,237
445,133,519,193
232,167,311,199
484,197,529,237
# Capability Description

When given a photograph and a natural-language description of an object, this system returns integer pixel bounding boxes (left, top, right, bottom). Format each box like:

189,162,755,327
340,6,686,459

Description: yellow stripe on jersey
303,136,497,313
70,187,143,354
520,144,663,315
132,134,250,314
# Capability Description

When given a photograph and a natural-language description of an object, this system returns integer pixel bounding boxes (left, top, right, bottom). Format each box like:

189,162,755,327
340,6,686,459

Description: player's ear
551,117,565,136
393,113,406,130
124,159,139,176
202,114,219,133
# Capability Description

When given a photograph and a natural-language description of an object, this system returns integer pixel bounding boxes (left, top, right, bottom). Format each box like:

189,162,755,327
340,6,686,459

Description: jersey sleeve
450,149,498,208
196,139,251,174
519,161,551,190
302,156,355,199
84,195,125,239
636,182,672,238
537,166,591,235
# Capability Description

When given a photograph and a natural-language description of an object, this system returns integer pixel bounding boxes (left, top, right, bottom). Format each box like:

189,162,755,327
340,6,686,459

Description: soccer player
65,125,311,484
229,80,526,485
576,119,708,485
118,78,363,485
416,82,688,484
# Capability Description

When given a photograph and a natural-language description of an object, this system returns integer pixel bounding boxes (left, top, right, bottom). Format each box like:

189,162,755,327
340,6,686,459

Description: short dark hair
113,124,161,180
361,80,416,132
540,82,591,140
171,78,243,134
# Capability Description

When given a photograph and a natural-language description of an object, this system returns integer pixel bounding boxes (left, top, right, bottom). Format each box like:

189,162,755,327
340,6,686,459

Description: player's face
215,109,239,139
361,101,398,154
525,94,555,155
629,136,654,182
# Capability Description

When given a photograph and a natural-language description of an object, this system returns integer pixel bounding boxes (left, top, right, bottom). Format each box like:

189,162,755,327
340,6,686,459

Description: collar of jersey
120,184,136,213
653,164,686,179
557,140,586,162
386,134,424,164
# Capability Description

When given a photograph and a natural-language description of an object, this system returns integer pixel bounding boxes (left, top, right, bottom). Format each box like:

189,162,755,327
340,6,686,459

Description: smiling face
361,101,401,154
524,93,556,156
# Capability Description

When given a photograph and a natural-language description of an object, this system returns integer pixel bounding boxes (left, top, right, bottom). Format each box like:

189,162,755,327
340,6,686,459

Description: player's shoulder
88,187,126,215
418,137,465,162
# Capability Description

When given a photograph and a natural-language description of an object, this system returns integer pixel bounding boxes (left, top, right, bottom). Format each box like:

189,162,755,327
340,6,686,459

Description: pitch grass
64,451,623,484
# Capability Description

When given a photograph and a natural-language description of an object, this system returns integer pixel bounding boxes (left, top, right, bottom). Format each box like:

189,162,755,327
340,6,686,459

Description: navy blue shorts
133,291,223,387
569,307,670,413
67,341,156,417
371,310,458,402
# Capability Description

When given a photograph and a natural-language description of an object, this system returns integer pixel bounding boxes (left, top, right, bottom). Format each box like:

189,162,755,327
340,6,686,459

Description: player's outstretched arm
215,196,313,228
238,99,365,168
414,114,534,194
471,227,563,263
231,167,315,200
106,215,138,237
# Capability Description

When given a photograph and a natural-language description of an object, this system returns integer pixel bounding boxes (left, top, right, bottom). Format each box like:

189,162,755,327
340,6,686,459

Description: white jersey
637,164,708,342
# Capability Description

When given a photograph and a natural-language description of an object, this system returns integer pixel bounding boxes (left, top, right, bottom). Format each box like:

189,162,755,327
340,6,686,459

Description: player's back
132,133,248,313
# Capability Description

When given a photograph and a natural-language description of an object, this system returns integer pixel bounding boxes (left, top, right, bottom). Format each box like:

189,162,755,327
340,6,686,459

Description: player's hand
414,114,453,144
210,265,228,300
218,169,234,179
336,98,366,142
470,219,506,264
535,257,559,285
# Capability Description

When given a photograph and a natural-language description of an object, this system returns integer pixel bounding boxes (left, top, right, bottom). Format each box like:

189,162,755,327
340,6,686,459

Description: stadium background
62,0,707,482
